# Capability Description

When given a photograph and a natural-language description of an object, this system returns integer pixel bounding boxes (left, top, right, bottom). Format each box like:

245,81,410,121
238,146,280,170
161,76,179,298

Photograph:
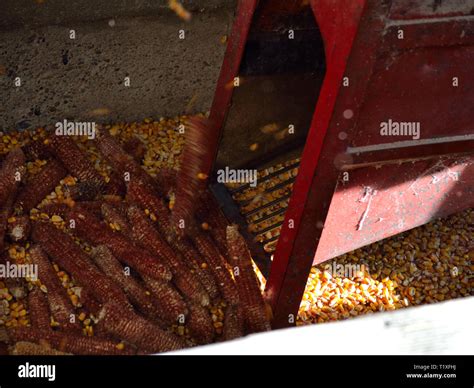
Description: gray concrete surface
0,0,233,29
0,4,236,131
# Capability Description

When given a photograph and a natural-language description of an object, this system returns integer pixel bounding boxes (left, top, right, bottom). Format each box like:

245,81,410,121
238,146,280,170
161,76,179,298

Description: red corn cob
96,129,159,194
8,327,135,355
223,304,245,341
200,190,230,231
123,136,147,163
100,302,187,353
22,138,53,161
127,176,218,299
127,180,216,313
0,196,14,252
174,238,220,301
171,116,213,237
226,225,271,333
6,215,31,242
76,287,102,317
192,232,239,305
196,190,231,260
104,169,126,196
0,149,25,251
90,245,166,327
101,203,133,236
51,135,105,197
14,158,67,213
27,288,51,332
29,245,80,333
200,220,230,264
10,341,72,355
31,221,132,308
126,178,173,240
71,200,103,216
63,180,103,201
0,148,25,206
67,206,172,281
186,302,215,345
154,167,177,199
127,205,210,306
142,275,188,325
0,251,27,300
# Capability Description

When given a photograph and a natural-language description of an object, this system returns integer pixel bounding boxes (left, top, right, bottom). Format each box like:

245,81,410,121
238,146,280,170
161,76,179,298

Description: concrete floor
0,3,236,131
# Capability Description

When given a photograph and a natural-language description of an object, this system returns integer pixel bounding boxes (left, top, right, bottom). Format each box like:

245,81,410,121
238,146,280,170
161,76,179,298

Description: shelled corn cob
0,116,270,355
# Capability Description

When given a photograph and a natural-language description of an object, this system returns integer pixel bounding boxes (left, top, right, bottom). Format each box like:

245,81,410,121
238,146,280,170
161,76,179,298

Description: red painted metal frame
266,0,474,328
265,0,380,328
207,0,474,329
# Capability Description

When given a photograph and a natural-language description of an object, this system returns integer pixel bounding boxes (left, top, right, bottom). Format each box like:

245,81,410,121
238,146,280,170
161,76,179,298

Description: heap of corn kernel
298,208,473,324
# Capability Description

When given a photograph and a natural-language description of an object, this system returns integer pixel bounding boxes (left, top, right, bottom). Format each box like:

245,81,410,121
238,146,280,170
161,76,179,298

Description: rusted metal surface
383,18,474,50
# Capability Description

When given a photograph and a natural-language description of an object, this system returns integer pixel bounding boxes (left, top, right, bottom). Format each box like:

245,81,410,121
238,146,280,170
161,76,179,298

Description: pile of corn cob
1,117,472,354
0,116,270,355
